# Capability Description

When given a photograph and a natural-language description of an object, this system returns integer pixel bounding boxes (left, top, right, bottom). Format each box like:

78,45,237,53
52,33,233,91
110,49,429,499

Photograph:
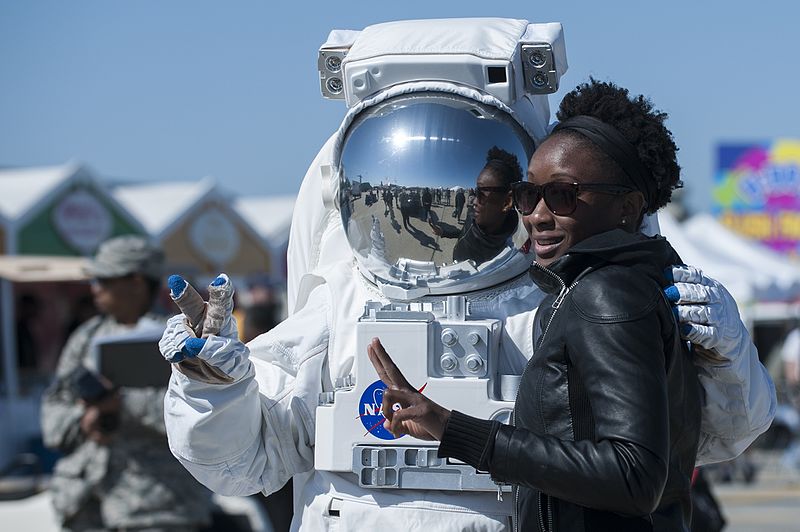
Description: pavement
350,194,462,265
0,491,58,532
3,460,798,532
713,451,800,531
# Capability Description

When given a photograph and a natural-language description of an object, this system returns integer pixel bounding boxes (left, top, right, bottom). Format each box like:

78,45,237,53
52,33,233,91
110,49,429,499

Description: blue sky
1,1,797,215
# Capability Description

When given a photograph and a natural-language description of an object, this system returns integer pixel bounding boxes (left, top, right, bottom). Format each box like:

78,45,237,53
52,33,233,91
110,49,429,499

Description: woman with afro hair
369,79,704,531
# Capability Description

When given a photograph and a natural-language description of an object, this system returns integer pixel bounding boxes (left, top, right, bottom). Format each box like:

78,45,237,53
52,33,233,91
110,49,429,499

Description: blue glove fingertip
211,274,226,287
680,323,692,336
664,285,680,303
663,267,674,283
182,337,207,358
672,306,679,322
168,275,187,298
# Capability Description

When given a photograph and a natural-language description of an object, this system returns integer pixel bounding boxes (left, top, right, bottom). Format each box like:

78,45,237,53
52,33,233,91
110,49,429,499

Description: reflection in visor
339,93,534,289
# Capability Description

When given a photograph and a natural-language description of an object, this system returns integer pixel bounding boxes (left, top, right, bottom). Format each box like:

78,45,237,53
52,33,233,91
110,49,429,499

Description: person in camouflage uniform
41,235,212,532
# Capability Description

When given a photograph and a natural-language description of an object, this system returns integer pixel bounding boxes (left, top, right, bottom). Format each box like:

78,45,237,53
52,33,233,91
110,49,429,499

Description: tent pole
1,278,18,400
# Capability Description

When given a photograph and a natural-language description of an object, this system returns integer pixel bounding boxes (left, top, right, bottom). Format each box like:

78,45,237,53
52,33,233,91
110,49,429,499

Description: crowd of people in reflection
344,147,523,266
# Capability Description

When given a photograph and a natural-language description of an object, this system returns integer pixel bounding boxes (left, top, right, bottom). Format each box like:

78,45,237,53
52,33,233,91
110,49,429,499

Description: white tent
657,210,758,304
658,210,800,327
683,213,800,301
111,178,217,239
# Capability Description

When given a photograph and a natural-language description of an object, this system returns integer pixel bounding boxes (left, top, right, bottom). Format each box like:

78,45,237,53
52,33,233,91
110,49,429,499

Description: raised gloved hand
664,265,745,364
159,273,247,384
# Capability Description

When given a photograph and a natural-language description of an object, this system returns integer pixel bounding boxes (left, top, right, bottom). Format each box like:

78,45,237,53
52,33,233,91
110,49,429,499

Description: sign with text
52,188,113,254
714,141,800,259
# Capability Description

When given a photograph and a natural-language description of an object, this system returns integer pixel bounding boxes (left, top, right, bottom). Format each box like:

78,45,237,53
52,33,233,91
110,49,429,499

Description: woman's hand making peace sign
367,338,452,441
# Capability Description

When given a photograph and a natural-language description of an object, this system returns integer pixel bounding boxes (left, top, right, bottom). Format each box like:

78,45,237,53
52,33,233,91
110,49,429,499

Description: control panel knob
441,328,458,347
467,331,481,346
465,355,484,372
440,353,458,371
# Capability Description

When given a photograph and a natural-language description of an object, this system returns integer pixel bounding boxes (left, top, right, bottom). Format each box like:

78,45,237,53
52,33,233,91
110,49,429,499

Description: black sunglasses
511,181,634,216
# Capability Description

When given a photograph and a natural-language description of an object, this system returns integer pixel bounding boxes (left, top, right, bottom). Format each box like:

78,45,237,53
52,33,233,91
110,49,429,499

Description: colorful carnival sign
713,140,800,259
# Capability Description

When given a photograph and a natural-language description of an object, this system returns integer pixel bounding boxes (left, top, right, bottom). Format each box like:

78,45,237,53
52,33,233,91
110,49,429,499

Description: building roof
111,177,217,238
112,178,273,262
233,195,297,246
0,162,82,223
0,162,146,245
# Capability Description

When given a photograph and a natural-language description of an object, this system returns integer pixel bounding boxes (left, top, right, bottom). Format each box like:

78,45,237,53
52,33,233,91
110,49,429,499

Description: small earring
621,218,627,226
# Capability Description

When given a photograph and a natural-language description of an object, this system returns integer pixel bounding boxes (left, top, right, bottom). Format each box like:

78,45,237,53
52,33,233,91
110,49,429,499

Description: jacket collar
465,210,519,243
529,229,681,295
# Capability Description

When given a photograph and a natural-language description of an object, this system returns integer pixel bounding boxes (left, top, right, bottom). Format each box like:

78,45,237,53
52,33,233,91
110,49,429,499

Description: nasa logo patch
358,379,403,440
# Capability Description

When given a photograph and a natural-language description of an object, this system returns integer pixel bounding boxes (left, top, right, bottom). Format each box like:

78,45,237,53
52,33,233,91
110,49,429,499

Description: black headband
552,115,655,208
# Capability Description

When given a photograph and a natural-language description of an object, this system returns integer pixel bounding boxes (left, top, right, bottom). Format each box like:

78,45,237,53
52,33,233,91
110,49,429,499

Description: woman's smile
532,233,565,260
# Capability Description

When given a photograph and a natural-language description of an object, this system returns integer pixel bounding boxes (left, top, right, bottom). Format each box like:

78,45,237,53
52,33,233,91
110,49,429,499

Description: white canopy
658,210,758,304
683,213,800,301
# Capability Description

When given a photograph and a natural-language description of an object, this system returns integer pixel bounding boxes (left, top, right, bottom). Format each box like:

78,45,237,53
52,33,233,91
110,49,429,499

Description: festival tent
659,210,800,328
683,213,800,302
657,210,758,305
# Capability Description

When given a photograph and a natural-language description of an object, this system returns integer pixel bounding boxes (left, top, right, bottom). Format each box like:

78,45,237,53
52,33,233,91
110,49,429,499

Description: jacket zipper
512,263,574,532
538,491,545,532
537,490,555,532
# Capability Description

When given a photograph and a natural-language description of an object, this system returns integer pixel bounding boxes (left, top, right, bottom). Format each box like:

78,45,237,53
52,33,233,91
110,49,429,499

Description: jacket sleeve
163,284,331,497
41,379,85,452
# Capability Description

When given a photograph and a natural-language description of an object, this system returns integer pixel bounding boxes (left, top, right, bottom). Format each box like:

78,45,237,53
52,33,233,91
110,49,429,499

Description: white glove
664,265,745,364
159,274,248,383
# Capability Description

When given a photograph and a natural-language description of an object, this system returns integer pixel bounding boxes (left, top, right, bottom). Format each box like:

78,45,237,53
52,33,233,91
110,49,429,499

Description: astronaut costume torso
162,19,775,531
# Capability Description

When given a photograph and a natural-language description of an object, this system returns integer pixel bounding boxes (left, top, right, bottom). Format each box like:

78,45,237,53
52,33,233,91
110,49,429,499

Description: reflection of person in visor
430,147,522,264
453,189,466,221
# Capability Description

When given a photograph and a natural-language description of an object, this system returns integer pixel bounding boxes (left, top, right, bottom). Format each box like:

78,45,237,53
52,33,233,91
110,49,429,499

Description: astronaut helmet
320,18,568,299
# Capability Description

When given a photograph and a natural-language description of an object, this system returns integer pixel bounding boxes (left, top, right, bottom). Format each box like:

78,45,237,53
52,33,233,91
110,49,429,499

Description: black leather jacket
439,210,519,265
439,229,701,531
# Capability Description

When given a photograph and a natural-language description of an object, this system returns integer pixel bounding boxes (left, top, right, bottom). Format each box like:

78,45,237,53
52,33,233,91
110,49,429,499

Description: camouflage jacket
41,313,212,529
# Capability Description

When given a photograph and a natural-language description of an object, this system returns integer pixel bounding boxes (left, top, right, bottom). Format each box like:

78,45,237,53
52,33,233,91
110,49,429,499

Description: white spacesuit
161,19,775,531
